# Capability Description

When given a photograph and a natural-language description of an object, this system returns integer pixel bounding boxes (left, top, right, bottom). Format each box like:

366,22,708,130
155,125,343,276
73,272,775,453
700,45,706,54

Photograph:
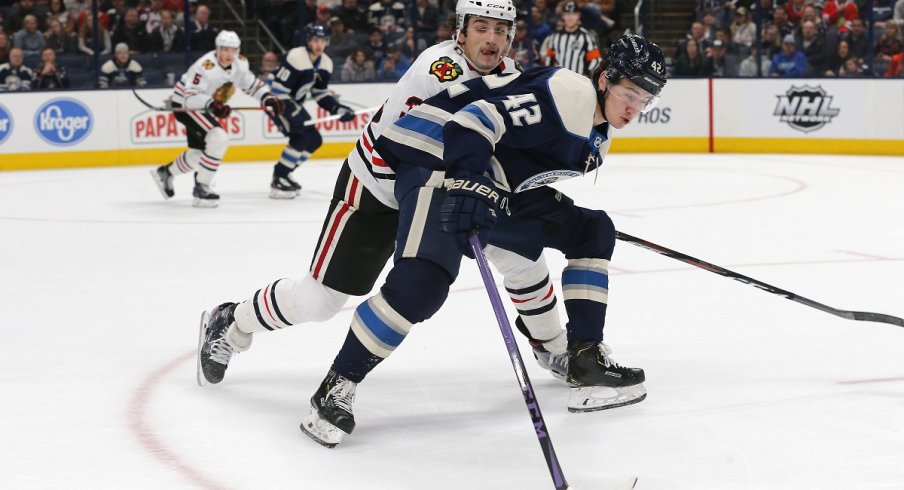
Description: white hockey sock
169,149,200,176
233,274,350,334
195,151,221,185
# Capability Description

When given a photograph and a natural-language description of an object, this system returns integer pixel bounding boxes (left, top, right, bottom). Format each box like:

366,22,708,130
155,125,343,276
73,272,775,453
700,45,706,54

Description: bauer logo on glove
446,179,500,204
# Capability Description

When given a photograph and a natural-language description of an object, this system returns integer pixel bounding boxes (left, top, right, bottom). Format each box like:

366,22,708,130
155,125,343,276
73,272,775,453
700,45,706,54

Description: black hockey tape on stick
616,231,904,328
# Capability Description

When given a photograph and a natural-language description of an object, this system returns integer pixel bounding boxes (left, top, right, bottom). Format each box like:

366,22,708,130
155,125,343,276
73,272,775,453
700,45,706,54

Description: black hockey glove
261,93,284,115
206,100,231,118
335,104,355,122
439,176,500,259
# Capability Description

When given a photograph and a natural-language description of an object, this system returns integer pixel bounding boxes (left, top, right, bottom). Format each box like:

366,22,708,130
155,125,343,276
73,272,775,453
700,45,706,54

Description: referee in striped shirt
541,1,602,76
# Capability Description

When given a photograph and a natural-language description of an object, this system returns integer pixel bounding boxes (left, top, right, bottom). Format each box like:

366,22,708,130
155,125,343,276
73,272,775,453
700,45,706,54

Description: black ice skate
269,166,301,199
192,176,220,208
566,340,647,413
515,317,567,380
150,164,174,199
300,369,357,448
196,302,251,386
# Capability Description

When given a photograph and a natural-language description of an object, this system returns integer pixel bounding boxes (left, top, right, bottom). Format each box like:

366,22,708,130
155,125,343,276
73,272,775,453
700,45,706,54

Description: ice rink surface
2,153,903,490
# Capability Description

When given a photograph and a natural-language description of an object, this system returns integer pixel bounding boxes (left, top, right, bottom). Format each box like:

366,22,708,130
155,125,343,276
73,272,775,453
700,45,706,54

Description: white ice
2,154,903,490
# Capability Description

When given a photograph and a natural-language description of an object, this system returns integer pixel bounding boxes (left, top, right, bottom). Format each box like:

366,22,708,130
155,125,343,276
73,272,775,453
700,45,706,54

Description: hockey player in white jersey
150,30,282,207
197,0,568,388
268,23,356,198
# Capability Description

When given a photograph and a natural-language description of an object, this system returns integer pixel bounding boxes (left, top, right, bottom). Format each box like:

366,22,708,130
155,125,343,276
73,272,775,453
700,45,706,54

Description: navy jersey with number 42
376,66,612,194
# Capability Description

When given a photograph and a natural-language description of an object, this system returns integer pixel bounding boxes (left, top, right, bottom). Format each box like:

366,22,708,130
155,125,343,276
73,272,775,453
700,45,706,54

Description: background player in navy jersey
197,1,571,396
299,34,668,447
268,23,356,198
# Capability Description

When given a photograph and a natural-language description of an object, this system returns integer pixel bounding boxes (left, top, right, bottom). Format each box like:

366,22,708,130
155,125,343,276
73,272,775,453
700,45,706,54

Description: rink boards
0,77,902,171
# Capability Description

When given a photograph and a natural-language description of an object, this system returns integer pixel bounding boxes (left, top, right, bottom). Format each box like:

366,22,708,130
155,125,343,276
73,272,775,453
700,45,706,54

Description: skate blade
192,198,219,208
269,188,298,199
150,169,173,200
567,383,647,413
196,311,210,387
300,407,346,448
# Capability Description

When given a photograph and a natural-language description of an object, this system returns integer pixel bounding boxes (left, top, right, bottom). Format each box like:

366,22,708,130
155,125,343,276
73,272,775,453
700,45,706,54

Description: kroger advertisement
1,77,902,170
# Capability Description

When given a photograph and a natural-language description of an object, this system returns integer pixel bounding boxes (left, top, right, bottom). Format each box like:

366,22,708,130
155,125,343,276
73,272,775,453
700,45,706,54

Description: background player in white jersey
268,24,356,198
196,0,567,389
150,30,282,207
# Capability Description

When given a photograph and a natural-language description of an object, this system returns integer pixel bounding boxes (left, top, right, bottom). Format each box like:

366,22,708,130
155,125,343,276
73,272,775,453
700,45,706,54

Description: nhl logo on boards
773,85,840,133
429,56,463,82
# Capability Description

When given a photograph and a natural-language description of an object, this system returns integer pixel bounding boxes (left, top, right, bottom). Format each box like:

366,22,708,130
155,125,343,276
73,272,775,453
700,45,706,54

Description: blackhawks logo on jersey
202,60,215,70
213,82,235,102
429,57,463,82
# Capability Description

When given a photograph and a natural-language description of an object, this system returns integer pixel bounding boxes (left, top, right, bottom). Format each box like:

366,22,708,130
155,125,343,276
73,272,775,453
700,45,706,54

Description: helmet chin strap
596,87,609,128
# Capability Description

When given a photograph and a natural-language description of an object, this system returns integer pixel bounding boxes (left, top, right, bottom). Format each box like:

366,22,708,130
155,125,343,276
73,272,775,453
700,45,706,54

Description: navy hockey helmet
604,34,667,98
306,23,331,40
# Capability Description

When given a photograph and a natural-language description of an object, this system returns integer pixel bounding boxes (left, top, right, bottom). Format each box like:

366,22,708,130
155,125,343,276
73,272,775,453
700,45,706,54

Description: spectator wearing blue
529,5,552,45
99,42,147,88
13,14,46,58
770,34,808,76
375,45,408,82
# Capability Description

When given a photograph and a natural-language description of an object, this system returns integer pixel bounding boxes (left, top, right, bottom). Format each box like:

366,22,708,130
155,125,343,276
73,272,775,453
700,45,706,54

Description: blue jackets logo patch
0,104,12,145
515,170,583,192
34,98,93,145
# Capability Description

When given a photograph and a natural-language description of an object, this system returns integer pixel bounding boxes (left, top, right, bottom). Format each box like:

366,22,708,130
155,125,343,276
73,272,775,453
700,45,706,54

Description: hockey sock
332,259,450,382
561,258,609,342
277,146,302,169
505,274,562,342
195,151,221,185
233,275,349,333
169,150,198,175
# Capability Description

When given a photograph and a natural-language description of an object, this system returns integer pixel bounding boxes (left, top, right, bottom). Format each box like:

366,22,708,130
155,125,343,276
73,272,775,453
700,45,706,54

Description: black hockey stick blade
616,231,904,328
132,88,167,111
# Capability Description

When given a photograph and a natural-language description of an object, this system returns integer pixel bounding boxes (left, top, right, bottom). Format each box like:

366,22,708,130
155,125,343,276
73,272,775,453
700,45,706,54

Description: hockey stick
131,89,267,112
616,231,904,328
469,234,569,490
303,106,379,126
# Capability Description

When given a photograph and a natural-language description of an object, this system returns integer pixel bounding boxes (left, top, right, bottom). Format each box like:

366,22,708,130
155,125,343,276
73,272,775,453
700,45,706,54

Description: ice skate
196,302,251,386
300,369,357,448
269,168,302,199
192,177,220,208
515,317,568,380
150,165,174,199
566,340,646,412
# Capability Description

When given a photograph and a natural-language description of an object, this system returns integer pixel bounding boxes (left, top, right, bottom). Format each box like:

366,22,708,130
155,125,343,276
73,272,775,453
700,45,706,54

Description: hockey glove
261,93,284,115
439,176,500,259
335,104,356,122
206,100,231,119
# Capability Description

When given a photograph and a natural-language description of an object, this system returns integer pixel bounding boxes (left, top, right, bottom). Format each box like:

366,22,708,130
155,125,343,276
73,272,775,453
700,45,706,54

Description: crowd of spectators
0,0,900,92
675,0,904,77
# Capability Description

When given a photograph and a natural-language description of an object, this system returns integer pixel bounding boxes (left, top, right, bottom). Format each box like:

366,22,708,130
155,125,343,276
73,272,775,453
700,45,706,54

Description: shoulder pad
285,47,313,70
101,60,116,72
318,53,334,73
368,3,381,11
547,68,597,138
128,60,143,71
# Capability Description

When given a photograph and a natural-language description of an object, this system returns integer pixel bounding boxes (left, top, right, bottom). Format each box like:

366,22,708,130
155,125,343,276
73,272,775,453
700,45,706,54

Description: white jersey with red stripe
346,40,520,209
170,50,270,109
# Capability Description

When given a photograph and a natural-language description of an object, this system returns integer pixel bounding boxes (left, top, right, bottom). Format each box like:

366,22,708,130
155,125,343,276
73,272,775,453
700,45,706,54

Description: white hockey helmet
455,0,517,41
215,30,241,50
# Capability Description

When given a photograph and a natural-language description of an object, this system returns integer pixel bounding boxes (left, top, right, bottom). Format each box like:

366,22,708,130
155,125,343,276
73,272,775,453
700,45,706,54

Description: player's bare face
216,46,238,67
308,38,327,59
460,17,512,74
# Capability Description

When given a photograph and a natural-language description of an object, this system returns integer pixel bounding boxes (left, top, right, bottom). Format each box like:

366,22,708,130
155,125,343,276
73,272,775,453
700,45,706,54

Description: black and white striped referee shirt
541,27,601,76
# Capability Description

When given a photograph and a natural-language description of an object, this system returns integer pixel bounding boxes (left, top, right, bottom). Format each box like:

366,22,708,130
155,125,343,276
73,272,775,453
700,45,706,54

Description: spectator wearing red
885,51,904,77
785,0,807,26
822,0,858,30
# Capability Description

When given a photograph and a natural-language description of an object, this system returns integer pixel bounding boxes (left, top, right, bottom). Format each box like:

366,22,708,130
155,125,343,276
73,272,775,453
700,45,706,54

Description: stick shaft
616,231,904,328
469,235,569,490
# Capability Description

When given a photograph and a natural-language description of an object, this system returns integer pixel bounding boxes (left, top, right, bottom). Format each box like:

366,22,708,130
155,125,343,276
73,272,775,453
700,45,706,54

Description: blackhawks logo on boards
429,57,463,82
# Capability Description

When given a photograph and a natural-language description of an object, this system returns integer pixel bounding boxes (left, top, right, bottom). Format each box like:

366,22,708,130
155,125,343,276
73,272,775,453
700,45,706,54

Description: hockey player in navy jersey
197,0,570,394
267,23,356,198
299,34,668,447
